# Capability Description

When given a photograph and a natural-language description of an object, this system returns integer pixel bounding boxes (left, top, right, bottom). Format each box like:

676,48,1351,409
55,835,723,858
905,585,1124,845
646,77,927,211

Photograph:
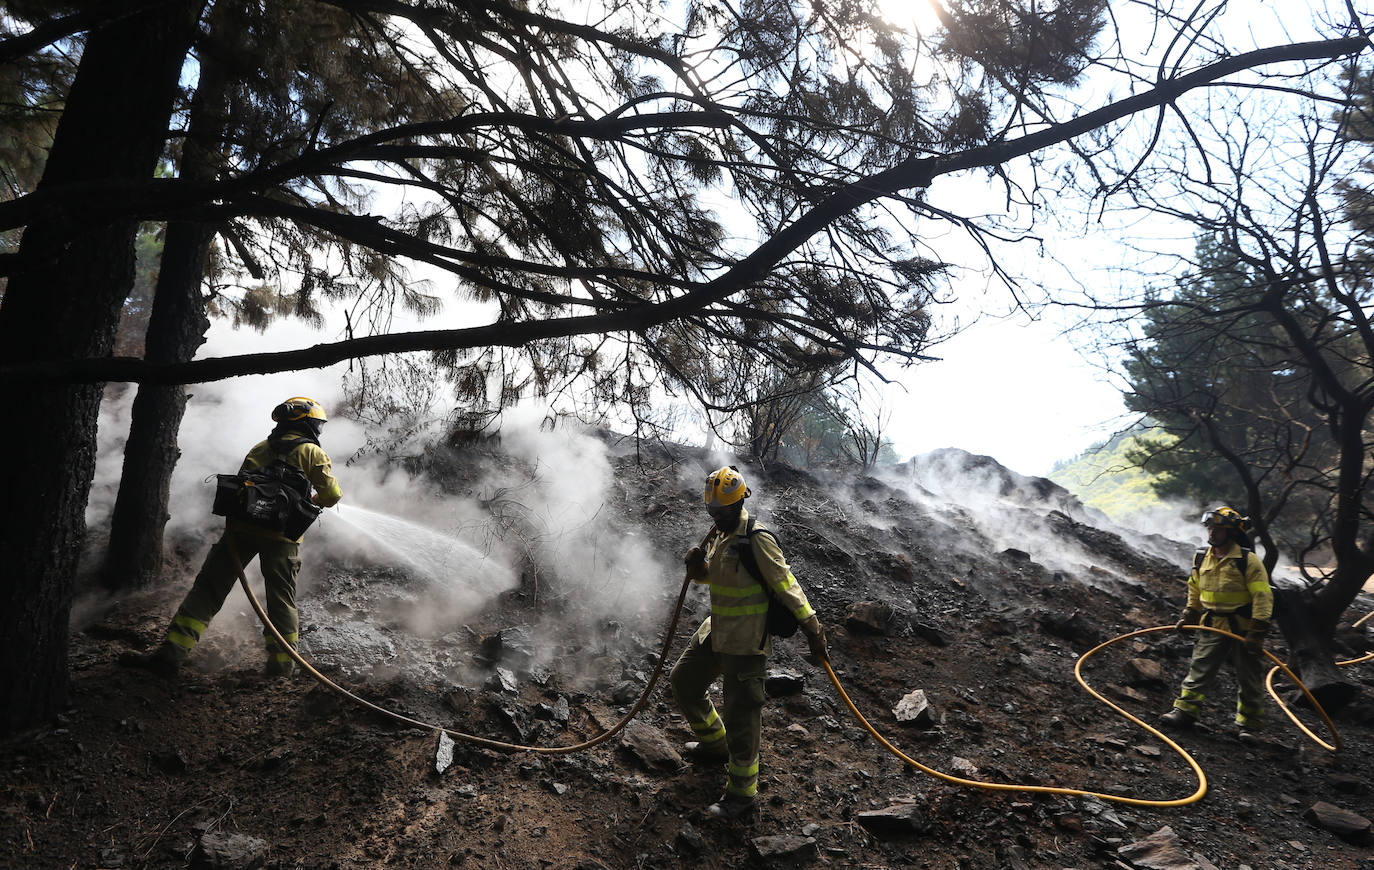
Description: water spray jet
328,504,510,587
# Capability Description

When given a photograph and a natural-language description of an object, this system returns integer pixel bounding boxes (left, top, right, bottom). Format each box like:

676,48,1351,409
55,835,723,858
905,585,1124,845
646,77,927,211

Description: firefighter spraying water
120,396,343,678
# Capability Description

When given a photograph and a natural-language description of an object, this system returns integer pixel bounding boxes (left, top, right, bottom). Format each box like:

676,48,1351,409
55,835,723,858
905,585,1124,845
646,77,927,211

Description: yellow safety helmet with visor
1201,506,1247,532
271,396,328,423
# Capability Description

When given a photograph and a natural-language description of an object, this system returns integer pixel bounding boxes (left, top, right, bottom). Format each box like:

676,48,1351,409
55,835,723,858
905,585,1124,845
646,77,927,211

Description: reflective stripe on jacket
228,434,342,543
1186,544,1272,621
692,507,816,655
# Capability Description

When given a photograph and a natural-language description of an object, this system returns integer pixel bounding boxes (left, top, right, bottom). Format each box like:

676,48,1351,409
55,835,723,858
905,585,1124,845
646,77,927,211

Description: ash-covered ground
5,432,1374,870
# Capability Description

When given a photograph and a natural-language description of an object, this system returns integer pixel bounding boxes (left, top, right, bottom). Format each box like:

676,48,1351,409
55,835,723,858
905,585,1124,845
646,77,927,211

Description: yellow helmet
271,396,328,423
1201,506,1246,531
704,466,750,507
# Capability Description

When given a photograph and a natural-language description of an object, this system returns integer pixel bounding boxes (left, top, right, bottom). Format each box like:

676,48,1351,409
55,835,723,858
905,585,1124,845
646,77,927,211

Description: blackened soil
5,440,1374,870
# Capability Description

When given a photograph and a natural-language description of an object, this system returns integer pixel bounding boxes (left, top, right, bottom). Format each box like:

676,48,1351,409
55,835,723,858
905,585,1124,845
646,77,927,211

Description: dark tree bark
100,22,229,591
1310,399,1374,634
97,221,213,590
1272,583,1359,712
0,1,202,734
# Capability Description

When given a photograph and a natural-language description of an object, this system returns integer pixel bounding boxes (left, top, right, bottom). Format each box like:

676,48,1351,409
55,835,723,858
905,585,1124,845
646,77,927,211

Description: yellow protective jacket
228,433,343,543
691,507,817,655
1186,543,1272,621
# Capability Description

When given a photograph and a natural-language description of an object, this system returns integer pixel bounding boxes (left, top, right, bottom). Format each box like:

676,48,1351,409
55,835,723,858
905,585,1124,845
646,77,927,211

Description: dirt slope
4,437,1374,870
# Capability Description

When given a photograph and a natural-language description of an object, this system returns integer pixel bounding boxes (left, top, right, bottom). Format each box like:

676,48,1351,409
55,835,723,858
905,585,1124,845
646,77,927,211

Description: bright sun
872,0,941,35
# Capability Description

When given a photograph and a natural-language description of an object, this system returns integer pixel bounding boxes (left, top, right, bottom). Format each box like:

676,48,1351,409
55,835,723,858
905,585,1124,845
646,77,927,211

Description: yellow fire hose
825,623,1344,808
228,537,1359,804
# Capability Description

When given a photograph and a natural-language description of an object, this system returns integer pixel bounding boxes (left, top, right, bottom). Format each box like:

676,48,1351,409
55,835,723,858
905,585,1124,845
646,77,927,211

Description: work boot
1159,708,1195,729
683,740,729,764
264,657,298,678
118,644,182,679
705,793,756,821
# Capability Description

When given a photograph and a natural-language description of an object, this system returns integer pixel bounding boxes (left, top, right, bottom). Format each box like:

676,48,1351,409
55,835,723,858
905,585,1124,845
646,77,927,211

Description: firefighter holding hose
670,465,829,821
1161,506,1273,740
120,396,343,679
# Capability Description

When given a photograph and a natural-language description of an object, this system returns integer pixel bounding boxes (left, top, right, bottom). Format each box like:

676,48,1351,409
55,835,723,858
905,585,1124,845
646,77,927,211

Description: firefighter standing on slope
120,396,343,678
1161,506,1273,740
670,466,828,821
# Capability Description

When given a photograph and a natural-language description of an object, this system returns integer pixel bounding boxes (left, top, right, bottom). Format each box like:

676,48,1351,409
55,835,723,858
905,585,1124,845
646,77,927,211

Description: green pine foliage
1049,428,1176,525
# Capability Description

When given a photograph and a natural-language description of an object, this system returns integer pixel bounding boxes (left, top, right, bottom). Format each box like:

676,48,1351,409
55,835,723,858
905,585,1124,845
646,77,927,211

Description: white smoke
491,406,676,620
873,450,1185,592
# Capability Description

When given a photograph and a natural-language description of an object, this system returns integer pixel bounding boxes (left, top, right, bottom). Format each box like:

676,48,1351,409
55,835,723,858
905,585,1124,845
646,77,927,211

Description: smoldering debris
477,626,537,673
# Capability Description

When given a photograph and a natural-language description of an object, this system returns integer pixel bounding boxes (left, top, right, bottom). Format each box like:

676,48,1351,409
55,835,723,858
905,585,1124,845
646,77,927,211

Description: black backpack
731,517,801,646
212,446,321,539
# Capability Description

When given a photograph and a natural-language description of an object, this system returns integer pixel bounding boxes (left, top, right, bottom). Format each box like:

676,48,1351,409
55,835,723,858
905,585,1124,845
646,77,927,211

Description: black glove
1175,608,1201,631
684,546,708,582
801,616,828,665
1244,619,1270,656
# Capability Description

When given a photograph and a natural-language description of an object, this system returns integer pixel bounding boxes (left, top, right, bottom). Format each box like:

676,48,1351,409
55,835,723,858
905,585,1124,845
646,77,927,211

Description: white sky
871,176,1161,477
883,314,1128,477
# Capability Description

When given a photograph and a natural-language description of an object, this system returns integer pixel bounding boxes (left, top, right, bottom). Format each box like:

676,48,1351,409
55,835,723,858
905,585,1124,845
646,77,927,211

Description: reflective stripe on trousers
1172,617,1265,727
670,631,767,797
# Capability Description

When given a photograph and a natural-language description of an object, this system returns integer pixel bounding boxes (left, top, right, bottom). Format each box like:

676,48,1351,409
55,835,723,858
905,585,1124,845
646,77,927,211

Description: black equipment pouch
212,447,321,538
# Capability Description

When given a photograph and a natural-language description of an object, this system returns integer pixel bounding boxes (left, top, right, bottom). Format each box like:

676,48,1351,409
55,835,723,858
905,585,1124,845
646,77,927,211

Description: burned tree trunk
1272,582,1359,712
99,200,216,592
0,1,203,734
99,14,231,591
